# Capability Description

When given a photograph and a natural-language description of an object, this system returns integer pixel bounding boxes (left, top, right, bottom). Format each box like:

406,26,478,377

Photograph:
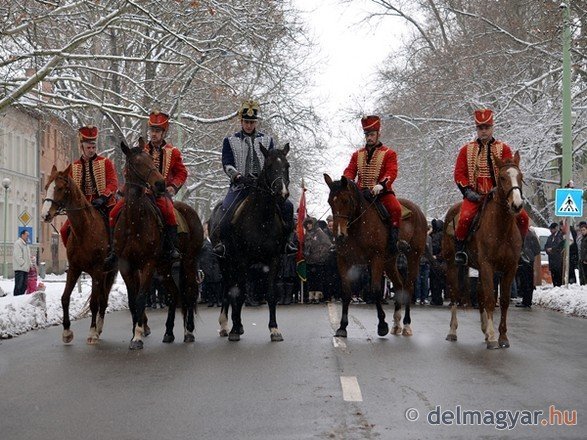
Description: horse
41,165,117,344
210,143,291,342
324,174,428,337
442,152,524,349
115,138,203,349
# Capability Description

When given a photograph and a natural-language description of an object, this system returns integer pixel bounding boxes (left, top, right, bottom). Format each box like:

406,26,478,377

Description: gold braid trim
72,163,83,188
357,148,386,189
466,141,505,191
93,159,107,195
162,145,172,180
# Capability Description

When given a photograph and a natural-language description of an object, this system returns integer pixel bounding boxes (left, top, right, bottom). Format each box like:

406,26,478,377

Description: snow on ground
1,274,586,339
0,273,128,339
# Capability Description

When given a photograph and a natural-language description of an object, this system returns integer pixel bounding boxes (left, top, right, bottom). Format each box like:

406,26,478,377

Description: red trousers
109,196,176,228
455,198,529,241
380,193,402,228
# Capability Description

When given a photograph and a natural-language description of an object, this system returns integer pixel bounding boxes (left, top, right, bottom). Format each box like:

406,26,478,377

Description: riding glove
91,195,108,208
464,188,482,203
372,184,384,196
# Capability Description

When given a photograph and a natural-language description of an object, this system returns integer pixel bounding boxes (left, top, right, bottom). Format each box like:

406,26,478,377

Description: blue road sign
555,188,584,217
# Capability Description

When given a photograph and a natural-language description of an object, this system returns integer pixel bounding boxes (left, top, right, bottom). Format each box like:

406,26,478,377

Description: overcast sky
294,0,405,214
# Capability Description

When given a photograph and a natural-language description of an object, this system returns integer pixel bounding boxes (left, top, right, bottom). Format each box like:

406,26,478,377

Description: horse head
258,143,290,200
121,137,166,195
493,151,524,215
41,164,75,222
324,173,361,240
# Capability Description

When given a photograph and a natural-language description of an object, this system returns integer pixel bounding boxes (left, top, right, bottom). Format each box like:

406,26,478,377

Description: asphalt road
0,302,584,440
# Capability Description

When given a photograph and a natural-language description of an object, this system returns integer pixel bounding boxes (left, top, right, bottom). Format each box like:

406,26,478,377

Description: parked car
532,226,552,284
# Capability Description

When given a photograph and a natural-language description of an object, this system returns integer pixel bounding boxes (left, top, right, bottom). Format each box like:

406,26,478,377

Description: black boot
103,227,117,270
454,239,468,265
162,225,181,261
387,225,399,255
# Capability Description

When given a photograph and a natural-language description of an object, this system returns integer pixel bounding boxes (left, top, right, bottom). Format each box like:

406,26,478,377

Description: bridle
43,174,91,214
125,151,161,190
331,186,374,228
497,162,524,201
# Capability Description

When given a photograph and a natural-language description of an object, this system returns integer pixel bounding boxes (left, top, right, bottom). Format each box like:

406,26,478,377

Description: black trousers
14,270,28,296
517,262,534,306
549,261,563,287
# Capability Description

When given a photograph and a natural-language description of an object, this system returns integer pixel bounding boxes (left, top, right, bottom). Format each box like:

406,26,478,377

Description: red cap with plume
78,126,98,143
474,109,494,126
361,115,381,132
148,111,170,131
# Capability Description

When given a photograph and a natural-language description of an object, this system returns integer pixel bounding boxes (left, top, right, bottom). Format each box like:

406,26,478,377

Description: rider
212,100,294,257
343,115,402,254
106,111,185,265
453,108,529,265
60,126,118,251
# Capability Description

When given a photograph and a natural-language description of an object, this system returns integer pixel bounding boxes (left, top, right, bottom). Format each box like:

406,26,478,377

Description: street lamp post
2,177,11,279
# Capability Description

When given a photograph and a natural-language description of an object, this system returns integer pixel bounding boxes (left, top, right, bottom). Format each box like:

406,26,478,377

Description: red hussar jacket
145,142,187,192
70,155,118,206
343,143,398,191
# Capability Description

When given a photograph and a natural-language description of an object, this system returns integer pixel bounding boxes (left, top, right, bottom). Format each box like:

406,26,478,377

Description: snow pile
533,284,587,318
0,274,128,339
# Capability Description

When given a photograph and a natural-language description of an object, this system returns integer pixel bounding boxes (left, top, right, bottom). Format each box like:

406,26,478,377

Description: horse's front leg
129,262,157,350
218,284,230,337
228,272,246,341
161,267,179,343
479,264,498,349
385,256,405,335
181,264,198,343
371,259,388,337
335,262,352,338
86,277,101,345
61,267,82,344
445,263,459,342
266,261,283,342
497,270,515,348
401,251,421,336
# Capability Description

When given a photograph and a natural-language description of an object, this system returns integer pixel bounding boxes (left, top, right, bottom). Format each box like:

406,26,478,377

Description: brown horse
442,152,523,349
115,139,203,350
41,165,117,344
324,174,428,337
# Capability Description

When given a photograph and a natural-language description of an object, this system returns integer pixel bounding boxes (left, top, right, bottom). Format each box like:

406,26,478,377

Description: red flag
296,186,307,281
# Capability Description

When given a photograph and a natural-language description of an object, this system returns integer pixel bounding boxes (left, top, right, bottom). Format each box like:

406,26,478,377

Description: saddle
445,193,493,240
361,190,412,221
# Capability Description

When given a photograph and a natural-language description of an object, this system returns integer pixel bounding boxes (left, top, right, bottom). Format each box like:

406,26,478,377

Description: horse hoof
391,326,402,335
228,332,240,342
219,329,229,337
446,334,457,342
129,340,143,350
377,324,389,337
270,333,284,342
86,337,99,345
184,334,195,343
402,326,413,336
237,326,244,335
335,329,347,338
62,330,74,344
486,340,499,350
499,340,510,348
162,334,175,343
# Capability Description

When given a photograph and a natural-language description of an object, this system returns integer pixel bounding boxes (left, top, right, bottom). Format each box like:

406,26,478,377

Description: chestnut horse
442,152,523,349
41,165,117,344
115,139,203,349
324,174,428,337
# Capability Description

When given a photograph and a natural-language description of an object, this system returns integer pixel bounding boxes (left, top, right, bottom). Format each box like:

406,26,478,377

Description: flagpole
300,178,305,304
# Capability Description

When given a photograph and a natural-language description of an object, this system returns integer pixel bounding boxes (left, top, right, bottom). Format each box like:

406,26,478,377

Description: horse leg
161,268,179,343
218,285,230,337
86,277,101,345
498,270,514,348
97,268,117,337
445,263,459,342
129,263,156,350
402,252,421,336
371,259,388,337
228,280,246,341
61,267,82,343
479,264,498,349
385,256,404,335
266,261,283,342
181,264,198,343
335,262,352,338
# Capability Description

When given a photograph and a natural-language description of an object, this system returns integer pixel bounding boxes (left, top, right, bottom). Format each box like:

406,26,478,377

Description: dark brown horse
115,139,203,349
41,165,117,344
442,152,523,349
324,174,428,337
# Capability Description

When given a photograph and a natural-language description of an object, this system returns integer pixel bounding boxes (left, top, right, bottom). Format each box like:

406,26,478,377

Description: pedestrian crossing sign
555,188,583,217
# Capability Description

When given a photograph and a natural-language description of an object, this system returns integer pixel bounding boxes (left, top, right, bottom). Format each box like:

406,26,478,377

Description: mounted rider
106,111,186,265
60,126,118,251
343,115,402,254
213,100,294,257
453,108,529,265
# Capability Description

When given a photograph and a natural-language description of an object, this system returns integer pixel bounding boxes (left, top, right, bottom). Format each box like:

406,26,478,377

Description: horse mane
330,177,366,211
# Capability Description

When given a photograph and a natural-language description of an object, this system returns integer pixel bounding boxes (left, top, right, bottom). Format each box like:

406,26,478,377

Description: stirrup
455,251,468,265
212,243,226,258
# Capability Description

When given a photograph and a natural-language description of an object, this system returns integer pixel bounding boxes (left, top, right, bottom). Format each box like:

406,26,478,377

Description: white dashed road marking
340,376,363,402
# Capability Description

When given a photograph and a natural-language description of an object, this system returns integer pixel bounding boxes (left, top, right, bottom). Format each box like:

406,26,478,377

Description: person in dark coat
515,226,542,308
321,215,341,302
545,222,564,287
429,219,446,305
303,217,331,303
579,222,587,286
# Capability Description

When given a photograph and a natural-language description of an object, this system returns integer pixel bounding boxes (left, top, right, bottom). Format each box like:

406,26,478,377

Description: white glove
372,184,384,195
